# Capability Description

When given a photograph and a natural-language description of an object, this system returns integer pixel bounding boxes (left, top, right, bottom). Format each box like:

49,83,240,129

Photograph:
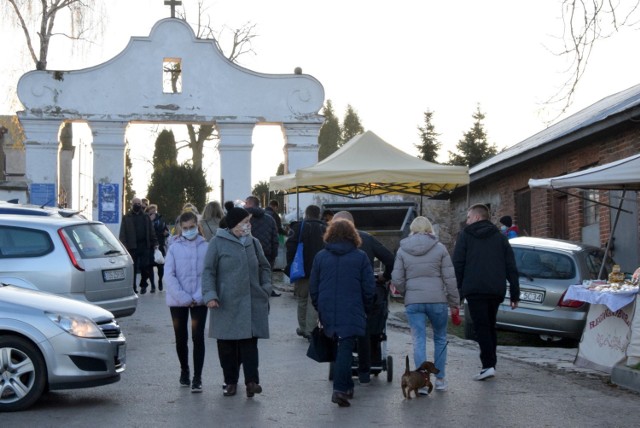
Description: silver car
0,213,137,317
0,283,126,411
464,237,614,341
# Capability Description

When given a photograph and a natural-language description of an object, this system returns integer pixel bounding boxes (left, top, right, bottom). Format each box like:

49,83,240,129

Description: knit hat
499,215,513,228
225,207,250,229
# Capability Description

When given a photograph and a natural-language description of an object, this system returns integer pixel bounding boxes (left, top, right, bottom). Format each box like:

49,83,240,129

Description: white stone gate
16,18,324,234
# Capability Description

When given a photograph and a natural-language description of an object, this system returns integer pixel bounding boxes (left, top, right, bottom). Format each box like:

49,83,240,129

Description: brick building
449,83,640,271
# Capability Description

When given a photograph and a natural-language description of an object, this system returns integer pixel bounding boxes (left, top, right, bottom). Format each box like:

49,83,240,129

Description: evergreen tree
448,105,497,167
147,130,184,223
416,109,441,163
341,104,364,146
251,180,270,207
318,100,341,161
181,163,210,214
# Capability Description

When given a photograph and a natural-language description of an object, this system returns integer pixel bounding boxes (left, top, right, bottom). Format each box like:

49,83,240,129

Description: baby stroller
329,279,393,382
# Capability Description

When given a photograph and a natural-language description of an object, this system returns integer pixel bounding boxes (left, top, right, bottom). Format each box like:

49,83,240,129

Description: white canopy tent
270,131,469,199
528,152,640,278
528,153,640,191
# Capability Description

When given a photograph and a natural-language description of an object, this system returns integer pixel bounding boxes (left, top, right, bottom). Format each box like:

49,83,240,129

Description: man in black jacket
286,205,326,338
119,197,158,294
452,203,520,381
245,196,280,296
332,210,395,386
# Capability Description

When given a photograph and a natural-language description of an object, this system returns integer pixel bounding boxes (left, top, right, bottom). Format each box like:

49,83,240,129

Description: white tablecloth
565,285,638,312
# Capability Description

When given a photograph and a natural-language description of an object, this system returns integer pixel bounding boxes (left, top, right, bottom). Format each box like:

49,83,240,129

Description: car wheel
0,336,47,412
386,356,393,382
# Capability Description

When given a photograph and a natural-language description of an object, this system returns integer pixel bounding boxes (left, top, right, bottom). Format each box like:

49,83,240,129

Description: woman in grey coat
391,216,460,394
202,207,272,398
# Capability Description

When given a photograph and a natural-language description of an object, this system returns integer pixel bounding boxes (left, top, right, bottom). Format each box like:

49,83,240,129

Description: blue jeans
333,336,356,393
406,303,448,379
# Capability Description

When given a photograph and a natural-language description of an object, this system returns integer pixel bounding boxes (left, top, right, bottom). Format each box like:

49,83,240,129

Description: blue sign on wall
30,183,56,207
98,183,119,224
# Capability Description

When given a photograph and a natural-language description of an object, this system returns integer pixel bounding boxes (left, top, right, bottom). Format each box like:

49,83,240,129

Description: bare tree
3,0,105,70
174,0,258,171
546,0,640,120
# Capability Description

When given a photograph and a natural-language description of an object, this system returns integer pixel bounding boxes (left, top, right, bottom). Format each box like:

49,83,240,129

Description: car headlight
46,312,106,338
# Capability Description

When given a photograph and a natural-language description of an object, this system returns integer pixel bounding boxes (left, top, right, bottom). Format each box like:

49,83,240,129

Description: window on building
583,189,599,226
163,58,182,93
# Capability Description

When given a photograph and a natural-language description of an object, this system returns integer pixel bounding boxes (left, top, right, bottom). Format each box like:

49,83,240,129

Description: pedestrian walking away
202,207,272,398
391,216,460,394
285,205,326,338
452,204,520,381
119,196,158,294
164,211,209,392
310,219,375,407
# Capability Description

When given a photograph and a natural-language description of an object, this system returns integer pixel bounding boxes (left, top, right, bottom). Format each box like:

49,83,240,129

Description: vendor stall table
565,284,638,373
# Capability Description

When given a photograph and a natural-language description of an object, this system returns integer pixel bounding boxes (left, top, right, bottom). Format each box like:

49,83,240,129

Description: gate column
217,123,255,203
283,123,321,218
89,121,128,236
20,118,62,206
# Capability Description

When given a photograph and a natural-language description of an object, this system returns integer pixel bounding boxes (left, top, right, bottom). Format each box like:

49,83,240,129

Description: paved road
6,273,639,427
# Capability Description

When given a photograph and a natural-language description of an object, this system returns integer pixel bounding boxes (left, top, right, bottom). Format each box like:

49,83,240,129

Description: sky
2,0,639,200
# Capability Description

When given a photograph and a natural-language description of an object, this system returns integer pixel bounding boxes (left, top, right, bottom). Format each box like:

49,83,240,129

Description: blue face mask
500,225,508,232
182,228,198,240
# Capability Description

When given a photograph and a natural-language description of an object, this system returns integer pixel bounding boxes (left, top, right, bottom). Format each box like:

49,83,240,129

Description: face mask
132,203,142,213
182,228,198,240
240,223,251,236
500,225,508,232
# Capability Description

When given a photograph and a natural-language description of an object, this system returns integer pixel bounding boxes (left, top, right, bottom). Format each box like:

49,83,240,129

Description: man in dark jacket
452,203,520,381
119,196,158,294
332,210,395,385
245,196,280,296
266,200,286,236
286,204,326,338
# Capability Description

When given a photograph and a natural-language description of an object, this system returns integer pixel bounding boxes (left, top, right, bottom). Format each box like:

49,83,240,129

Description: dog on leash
401,355,440,399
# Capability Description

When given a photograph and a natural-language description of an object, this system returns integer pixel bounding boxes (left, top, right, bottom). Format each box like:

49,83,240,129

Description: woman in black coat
310,219,375,407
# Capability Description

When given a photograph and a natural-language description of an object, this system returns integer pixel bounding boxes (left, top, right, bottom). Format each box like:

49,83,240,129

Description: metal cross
164,0,182,18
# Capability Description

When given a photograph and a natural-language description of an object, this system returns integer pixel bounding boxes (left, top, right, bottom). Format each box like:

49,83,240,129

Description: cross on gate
164,0,182,18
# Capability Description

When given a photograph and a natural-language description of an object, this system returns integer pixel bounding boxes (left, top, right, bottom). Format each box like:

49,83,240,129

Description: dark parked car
464,237,614,341
0,283,126,411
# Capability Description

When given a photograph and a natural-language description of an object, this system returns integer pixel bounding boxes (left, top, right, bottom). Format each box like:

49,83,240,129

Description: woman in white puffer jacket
391,216,460,394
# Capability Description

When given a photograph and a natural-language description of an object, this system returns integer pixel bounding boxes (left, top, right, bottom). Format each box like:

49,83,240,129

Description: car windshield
513,248,576,280
65,223,125,259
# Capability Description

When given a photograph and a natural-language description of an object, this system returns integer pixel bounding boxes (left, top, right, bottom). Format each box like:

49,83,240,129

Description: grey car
0,213,137,317
0,283,126,411
464,236,614,341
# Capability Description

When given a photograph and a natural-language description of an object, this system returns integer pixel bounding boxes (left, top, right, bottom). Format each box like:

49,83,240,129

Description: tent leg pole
598,190,626,279
420,183,424,216
296,188,300,221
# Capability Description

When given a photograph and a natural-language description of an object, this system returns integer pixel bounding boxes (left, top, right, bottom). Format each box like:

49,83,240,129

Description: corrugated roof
470,83,640,176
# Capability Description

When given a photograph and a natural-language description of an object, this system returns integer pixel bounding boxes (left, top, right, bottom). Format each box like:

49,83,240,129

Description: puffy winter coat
310,241,375,338
391,233,459,307
202,228,272,339
164,235,209,307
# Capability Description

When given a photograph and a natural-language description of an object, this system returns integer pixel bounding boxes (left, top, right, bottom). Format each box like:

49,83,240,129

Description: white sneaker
435,378,448,391
418,387,430,396
473,367,495,381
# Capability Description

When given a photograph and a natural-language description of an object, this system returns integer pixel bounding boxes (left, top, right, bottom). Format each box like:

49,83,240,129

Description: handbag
306,326,337,363
153,248,165,264
288,221,305,282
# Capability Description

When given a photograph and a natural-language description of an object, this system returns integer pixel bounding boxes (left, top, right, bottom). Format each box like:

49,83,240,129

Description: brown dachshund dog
401,355,440,399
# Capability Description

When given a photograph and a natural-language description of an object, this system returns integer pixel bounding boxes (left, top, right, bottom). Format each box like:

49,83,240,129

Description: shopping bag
306,326,337,363
153,248,165,264
287,221,305,282
289,242,305,282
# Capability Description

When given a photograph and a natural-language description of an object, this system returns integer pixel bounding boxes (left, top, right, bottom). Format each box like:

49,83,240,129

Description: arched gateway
16,18,324,234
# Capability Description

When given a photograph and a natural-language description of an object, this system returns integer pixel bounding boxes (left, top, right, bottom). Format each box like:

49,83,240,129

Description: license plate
506,288,544,303
103,268,125,282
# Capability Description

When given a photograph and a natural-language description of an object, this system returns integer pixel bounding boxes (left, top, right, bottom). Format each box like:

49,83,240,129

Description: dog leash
434,340,449,362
